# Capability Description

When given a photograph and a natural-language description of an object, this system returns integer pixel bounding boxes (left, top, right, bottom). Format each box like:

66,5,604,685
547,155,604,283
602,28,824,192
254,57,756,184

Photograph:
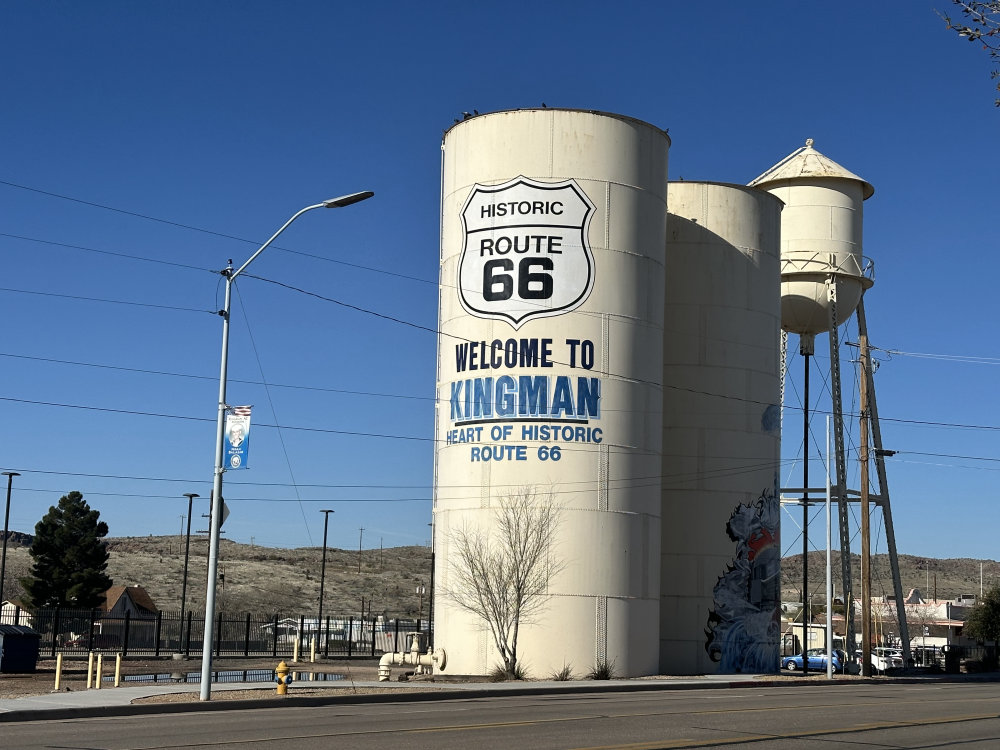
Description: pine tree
21,491,113,608
964,585,1000,668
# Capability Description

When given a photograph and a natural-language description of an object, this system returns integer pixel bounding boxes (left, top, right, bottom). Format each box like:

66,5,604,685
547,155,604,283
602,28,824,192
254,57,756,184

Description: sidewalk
0,673,764,723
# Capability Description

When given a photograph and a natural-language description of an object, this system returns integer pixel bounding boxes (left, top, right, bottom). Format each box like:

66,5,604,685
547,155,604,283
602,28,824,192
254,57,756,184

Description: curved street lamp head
323,191,374,208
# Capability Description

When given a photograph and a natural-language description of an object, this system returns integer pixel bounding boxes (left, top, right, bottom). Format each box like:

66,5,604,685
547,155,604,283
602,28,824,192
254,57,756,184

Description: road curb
2,672,997,723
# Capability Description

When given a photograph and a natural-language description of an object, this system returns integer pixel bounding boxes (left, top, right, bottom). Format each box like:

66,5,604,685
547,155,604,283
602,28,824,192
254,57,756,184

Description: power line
233,283,314,545
897,451,1000,463
0,395,433,441
2,223,786,360
15,467,432,488
5,370,1000,441
244,273,440,336
4,187,998,464
11,461,786,495
0,232,217,273
0,351,432,402
0,179,437,286
872,346,1000,365
13,486,431,502
0,286,215,315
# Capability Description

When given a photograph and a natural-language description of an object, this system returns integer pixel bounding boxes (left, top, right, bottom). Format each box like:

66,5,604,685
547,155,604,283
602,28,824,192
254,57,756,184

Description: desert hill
780,550,999,603
2,534,995,616
2,534,432,618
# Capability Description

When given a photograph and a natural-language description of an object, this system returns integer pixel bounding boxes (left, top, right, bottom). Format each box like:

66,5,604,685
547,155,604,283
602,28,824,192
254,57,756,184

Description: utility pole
180,493,199,653
357,527,364,574
860,328,872,677
318,509,334,652
0,471,20,610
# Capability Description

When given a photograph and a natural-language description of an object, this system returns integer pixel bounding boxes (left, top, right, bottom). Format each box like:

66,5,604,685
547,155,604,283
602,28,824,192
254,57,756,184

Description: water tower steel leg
857,299,911,662
779,331,788,435
860,325,873,677
827,280,856,654
801,347,810,676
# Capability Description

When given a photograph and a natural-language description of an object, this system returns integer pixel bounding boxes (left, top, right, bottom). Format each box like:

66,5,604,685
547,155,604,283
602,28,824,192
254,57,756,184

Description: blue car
781,648,844,671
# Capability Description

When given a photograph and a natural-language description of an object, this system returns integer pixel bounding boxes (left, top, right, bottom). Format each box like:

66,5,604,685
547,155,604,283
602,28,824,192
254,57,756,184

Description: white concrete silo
747,138,874,337
660,182,783,674
434,109,670,677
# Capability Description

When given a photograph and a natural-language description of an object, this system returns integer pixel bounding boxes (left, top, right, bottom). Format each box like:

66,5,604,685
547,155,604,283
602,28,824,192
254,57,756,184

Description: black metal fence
0,606,430,659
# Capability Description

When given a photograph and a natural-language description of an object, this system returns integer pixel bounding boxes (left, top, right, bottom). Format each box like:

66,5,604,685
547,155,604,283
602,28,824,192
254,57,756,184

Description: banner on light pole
224,405,253,469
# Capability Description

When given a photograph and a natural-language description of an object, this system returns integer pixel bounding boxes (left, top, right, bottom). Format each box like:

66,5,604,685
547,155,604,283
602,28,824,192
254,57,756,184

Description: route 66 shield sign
458,176,596,329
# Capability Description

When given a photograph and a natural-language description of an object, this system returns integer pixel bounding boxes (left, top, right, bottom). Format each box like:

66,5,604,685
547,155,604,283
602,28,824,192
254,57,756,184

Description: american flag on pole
224,405,253,470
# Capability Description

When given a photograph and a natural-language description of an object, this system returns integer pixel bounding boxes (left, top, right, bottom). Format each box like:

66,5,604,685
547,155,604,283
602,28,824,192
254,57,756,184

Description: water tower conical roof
748,138,874,199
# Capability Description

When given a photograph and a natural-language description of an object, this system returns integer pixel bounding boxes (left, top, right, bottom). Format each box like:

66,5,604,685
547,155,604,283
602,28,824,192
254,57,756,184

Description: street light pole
179,493,199,653
199,191,373,701
318,509,334,654
0,471,20,612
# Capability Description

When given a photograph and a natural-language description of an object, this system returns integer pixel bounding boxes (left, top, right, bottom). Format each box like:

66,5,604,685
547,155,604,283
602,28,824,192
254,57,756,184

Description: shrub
587,658,616,680
488,662,528,681
551,662,574,681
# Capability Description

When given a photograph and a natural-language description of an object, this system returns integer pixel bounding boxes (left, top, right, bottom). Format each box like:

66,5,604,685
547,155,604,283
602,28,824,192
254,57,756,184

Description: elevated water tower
749,139,909,667
749,137,874,339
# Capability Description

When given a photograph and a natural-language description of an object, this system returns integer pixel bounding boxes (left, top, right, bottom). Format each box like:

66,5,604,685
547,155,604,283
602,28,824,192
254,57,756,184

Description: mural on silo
704,485,781,672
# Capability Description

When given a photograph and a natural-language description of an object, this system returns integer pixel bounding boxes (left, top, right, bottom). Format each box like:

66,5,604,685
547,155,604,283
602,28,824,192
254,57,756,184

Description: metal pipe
377,633,446,681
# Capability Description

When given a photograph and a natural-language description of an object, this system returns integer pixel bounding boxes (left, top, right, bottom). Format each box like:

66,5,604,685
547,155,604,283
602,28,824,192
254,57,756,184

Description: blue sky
1,2,996,563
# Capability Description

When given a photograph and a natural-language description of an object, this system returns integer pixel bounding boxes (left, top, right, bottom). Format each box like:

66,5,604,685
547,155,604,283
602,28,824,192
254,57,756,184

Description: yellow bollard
86,652,94,689
54,653,63,691
95,654,103,690
292,637,299,663
275,660,291,695
310,636,316,663
114,654,122,687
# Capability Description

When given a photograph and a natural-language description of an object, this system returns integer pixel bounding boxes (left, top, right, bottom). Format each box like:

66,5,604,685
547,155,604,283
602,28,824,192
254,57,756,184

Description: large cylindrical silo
661,181,783,674
434,108,669,677
748,138,874,336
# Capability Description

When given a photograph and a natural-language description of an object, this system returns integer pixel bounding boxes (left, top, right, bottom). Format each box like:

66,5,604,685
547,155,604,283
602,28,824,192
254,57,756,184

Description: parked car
65,634,121,650
781,648,844,671
855,647,904,671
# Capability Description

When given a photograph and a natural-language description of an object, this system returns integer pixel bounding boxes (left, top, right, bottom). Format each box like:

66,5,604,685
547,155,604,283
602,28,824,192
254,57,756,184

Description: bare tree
905,602,937,658
446,487,562,678
939,1,1000,104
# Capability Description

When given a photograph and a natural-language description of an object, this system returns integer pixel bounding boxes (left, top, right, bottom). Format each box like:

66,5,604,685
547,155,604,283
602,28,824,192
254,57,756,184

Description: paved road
4,680,1000,749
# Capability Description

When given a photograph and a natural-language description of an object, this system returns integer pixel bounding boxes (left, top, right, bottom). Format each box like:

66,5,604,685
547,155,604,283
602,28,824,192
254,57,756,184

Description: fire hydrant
275,661,293,695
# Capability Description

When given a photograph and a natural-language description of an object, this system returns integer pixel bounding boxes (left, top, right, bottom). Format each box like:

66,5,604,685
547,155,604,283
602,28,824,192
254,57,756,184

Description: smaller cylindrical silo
748,139,874,336
661,181,783,675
